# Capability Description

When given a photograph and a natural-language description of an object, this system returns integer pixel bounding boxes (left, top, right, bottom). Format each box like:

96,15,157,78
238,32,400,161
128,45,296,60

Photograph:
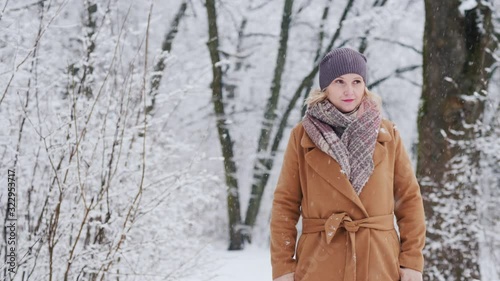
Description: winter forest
0,0,499,280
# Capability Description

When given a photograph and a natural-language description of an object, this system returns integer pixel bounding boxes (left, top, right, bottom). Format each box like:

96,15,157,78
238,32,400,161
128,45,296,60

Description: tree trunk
417,1,495,280
205,0,243,250
244,0,294,235
146,0,187,115
81,0,97,98
479,103,500,279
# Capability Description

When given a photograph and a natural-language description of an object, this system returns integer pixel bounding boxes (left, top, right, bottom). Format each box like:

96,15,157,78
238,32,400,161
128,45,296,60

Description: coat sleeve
270,128,303,280
392,125,426,272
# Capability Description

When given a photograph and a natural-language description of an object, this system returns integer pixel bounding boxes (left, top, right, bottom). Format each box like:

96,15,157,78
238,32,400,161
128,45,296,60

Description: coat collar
300,120,392,216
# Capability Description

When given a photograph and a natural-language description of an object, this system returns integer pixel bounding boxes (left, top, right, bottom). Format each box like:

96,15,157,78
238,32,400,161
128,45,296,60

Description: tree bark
479,102,500,279
146,0,187,115
417,1,495,280
244,0,294,234
80,0,98,98
205,0,243,250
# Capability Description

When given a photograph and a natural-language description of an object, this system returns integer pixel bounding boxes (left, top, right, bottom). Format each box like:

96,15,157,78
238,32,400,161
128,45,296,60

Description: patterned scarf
302,97,381,194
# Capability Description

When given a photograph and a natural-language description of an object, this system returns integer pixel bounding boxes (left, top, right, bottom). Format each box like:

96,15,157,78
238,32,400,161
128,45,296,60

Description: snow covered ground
182,241,500,281
182,243,272,281
214,245,272,281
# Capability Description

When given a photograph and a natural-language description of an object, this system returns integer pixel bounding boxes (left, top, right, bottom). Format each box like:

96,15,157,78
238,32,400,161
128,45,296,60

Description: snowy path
213,245,272,281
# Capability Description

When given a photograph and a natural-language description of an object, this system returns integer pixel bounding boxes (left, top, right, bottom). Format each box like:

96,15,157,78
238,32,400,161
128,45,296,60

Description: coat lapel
373,121,392,167
300,120,393,216
301,133,368,216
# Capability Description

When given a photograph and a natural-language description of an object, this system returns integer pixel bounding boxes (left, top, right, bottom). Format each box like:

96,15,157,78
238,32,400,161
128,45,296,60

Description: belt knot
301,213,395,281
324,212,352,244
343,221,359,233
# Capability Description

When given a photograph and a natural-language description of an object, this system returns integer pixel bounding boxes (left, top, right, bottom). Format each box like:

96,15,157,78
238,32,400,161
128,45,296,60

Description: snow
0,0,499,280
215,246,271,281
459,0,478,16
183,245,272,281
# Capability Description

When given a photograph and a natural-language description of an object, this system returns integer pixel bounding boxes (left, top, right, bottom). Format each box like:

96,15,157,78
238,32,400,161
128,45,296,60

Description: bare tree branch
372,37,422,54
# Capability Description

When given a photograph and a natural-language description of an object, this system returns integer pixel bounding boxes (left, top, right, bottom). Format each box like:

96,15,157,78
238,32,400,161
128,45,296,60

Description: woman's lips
343,99,355,102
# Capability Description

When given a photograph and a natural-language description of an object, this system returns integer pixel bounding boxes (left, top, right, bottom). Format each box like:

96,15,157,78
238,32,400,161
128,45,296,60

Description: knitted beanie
319,48,367,90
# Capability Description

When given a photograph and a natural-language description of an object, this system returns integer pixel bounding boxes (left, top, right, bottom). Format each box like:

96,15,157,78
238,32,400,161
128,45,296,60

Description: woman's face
325,73,365,113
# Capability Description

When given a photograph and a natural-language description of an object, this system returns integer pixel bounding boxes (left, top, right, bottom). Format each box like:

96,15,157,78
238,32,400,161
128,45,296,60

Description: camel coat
270,119,425,281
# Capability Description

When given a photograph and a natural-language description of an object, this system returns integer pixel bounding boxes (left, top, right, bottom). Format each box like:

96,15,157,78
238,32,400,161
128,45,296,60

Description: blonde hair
304,87,382,111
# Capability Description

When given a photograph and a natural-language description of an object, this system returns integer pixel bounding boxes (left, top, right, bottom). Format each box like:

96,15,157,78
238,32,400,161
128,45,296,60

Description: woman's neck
343,103,362,117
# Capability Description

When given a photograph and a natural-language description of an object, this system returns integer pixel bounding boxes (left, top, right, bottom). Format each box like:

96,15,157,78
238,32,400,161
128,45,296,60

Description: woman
270,48,425,281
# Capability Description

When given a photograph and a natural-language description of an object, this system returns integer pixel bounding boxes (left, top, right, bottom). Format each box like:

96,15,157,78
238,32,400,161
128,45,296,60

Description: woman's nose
344,84,354,95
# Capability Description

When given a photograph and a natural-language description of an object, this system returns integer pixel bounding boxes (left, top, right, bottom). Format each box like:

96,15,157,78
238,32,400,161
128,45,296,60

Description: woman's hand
399,267,422,281
273,272,294,281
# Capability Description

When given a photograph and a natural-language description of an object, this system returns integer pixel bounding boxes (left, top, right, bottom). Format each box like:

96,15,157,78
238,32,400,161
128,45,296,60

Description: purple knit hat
319,48,367,90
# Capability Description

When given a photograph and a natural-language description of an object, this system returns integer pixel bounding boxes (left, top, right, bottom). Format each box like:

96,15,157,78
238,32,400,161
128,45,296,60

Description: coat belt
302,213,395,281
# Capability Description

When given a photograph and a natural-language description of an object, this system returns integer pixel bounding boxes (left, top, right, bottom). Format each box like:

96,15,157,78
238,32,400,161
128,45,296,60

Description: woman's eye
353,80,361,84
335,80,344,84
